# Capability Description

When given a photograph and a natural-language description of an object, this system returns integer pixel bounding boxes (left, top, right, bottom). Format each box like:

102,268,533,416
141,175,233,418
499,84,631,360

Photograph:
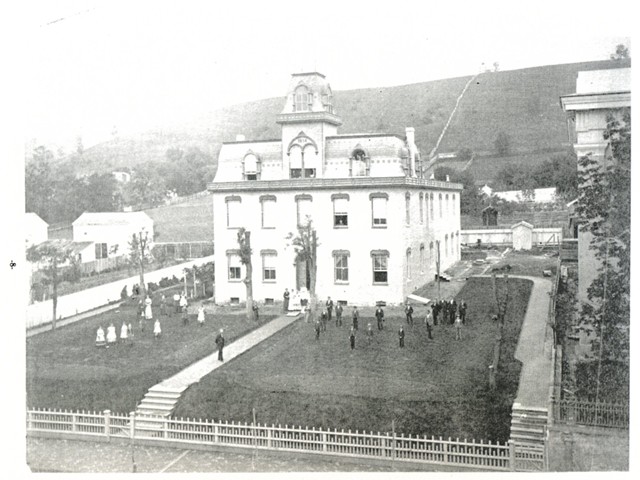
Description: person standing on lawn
95,326,106,348
181,306,189,326
106,322,117,347
432,301,438,326
144,295,153,321
120,322,129,344
459,300,467,324
283,288,290,313
320,308,328,332
375,305,385,330
127,320,134,339
455,315,462,340
335,303,343,327
160,294,167,317
352,306,359,331
405,303,414,326
173,292,181,314
215,329,225,361
367,322,374,337
425,312,434,340
252,303,260,322
325,297,334,323
179,293,188,312
398,326,405,348
302,305,310,323
197,305,205,327
314,320,321,340
449,299,457,325
349,327,356,350
154,318,162,339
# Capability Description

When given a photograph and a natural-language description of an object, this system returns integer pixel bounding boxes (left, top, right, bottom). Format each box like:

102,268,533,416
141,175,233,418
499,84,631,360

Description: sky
14,0,634,151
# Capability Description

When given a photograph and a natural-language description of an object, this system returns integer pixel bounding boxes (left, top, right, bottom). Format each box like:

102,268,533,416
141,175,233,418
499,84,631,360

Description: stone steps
135,386,186,418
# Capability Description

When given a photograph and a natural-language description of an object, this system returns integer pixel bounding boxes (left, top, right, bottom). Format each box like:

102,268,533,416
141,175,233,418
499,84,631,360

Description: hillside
59,59,629,183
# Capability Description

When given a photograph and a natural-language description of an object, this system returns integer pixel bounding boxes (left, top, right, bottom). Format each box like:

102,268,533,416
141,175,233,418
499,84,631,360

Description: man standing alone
335,303,343,327
375,305,385,331
349,327,356,350
352,306,359,331
398,326,405,348
405,303,414,326
325,297,334,323
215,329,225,361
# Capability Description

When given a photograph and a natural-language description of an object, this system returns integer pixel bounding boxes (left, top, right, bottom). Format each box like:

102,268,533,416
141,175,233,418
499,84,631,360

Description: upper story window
243,153,260,180
445,194,449,217
227,250,242,281
419,193,424,224
225,195,242,229
332,193,349,227
439,193,443,219
322,93,334,114
420,243,425,273
260,195,277,229
370,193,388,228
333,250,349,283
294,86,312,112
289,147,316,179
296,194,313,227
452,193,456,216
406,247,412,280
371,250,389,284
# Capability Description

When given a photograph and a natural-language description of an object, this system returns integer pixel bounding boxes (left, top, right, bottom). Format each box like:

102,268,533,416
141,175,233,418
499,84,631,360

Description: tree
26,241,76,330
128,230,153,299
575,108,630,365
433,166,483,216
25,146,55,222
237,228,254,320
456,148,473,162
610,44,630,60
286,220,319,318
494,132,511,156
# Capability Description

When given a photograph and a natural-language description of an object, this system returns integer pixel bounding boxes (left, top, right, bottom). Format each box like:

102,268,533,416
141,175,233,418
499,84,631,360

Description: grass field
174,278,533,442
145,194,213,243
26,288,276,413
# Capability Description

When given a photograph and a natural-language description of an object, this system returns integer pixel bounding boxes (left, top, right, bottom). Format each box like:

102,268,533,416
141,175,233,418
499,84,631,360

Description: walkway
161,313,300,389
476,274,554,408
26,303,120,338
136,313,301,416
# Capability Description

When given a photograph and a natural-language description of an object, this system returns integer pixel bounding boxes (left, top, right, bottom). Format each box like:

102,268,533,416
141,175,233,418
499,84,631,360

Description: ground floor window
372,253,389,284
228,254,241,281
334,252,349,283
262,253,276,282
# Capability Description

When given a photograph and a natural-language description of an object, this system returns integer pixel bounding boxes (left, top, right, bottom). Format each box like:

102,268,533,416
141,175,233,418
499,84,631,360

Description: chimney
406,127,417,177
236,134,246,142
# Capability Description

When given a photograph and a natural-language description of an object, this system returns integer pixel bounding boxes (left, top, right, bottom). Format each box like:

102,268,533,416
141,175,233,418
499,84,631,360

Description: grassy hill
63,58,629,182
145,193,213,244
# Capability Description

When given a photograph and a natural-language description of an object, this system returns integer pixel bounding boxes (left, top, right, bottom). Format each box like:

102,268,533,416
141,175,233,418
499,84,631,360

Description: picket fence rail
27,408,514,471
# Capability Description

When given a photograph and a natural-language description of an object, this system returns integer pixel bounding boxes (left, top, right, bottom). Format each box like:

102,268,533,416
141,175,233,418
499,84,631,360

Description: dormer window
294,86,312,112
242,152,260,180
350,148,369,177
322,93,334,113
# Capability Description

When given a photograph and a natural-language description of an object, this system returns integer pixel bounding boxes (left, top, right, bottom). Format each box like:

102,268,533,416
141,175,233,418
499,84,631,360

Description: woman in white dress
197,305,205,327
120,322,129,344
144,295,153,320
153,318,162,339
95,326,106,347
106,323,117,347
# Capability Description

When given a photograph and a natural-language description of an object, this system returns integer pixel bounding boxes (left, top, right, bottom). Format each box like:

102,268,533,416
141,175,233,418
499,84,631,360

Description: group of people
309,295,470,349
429,298,467,326
96,290,210,348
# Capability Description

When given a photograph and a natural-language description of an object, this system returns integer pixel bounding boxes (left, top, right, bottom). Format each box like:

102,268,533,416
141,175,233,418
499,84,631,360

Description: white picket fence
27,408,514,471
26,256,214,329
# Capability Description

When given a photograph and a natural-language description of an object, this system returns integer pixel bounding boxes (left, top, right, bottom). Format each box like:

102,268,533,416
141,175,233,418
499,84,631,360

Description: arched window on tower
294,86,312,112
243,153,260,180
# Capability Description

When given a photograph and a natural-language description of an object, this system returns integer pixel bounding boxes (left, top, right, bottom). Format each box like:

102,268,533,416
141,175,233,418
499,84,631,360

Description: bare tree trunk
244,231,253,320
308,230,318,318
138,233,147,299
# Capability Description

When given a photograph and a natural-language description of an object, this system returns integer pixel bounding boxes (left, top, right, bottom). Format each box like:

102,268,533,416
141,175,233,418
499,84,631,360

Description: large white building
209,72,462,306
560,67,631,302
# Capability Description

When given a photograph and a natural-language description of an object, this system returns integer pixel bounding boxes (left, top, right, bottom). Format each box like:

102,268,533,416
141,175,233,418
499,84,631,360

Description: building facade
560,67,631,302
209,72,462,306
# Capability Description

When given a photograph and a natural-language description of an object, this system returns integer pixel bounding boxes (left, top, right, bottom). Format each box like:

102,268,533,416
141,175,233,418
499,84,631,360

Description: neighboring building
72,212,154,258
560,67,631,302
25,212,48,247
493,187,557,204
209,72,462,306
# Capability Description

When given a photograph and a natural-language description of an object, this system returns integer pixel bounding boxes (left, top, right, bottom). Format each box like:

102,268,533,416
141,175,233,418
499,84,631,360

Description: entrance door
295,259,311,290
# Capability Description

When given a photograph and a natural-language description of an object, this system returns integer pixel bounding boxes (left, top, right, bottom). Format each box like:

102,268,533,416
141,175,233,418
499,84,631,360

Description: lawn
26,288,276,413
174,278,533,442
490,249,558,277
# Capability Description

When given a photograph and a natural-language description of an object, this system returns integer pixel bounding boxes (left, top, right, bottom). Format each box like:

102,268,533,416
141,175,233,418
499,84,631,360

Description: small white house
72,212,154,259
493,187,557,204
25,213,49,248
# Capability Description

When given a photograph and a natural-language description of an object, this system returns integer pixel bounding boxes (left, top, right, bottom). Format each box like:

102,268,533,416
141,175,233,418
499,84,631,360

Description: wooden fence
27,408,514,471
552,400,629,429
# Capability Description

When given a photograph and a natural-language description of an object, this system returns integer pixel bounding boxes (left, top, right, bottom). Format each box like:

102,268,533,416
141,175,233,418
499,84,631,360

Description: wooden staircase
136,385,186,418
510,403,547,471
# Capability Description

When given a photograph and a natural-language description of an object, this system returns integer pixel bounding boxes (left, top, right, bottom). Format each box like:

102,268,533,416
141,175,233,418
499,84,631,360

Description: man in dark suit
398,326,405,348
375,305,385,330
405,303,414,326
459,300,467,324
335,303,343,327
325,297,334,323
215,329,225,361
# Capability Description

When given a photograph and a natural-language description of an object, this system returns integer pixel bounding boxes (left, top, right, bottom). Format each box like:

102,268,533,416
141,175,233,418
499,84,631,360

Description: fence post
27,410,33,431
322,431,327,452
214,423,219,444
103,410,110,439
164,418,169,439
509,440,515,471
71,411,77,432
267,426,272,448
